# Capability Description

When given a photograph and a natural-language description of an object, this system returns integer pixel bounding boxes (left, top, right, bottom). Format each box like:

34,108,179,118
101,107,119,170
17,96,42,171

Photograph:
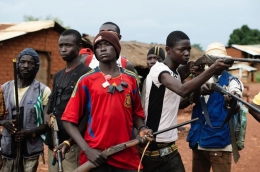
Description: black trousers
89,163,142,172
142,150,185,172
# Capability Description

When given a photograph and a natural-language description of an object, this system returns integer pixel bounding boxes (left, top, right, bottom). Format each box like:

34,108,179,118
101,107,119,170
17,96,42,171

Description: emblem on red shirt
124,94,131,108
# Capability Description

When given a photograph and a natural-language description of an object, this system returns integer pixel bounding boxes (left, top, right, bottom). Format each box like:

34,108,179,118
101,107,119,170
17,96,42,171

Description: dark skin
58,35,82,70
45,34,85,158
83,23,136,73
147,54,164,69
160,39,232,99
199,75,241,113
145,53,202,108
0,55,48,142
249,102,260,122
178,61,205,108
62,40,152,166
199,62,241,112
46,34,83,123
79,54,88,64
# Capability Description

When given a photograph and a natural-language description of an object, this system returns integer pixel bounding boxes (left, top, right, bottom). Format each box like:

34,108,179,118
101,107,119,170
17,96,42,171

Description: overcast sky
0,0,259,50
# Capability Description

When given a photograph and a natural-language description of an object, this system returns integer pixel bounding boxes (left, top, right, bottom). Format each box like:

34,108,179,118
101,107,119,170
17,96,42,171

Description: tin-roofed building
226,44,260,83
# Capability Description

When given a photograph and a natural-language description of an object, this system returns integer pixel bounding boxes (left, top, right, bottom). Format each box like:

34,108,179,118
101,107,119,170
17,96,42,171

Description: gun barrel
57,149,63,172
12,59,19,111
232,58,260,63
194,55,260,66
212,83,260,114
52,132,63,171
154,118,199,135
13,59,24,172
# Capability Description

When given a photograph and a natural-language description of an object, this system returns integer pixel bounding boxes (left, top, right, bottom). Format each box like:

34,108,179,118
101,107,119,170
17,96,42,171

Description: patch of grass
255,72,260,83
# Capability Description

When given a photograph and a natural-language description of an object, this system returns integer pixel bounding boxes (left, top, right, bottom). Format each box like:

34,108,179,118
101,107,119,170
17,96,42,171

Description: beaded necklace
99,67,128,94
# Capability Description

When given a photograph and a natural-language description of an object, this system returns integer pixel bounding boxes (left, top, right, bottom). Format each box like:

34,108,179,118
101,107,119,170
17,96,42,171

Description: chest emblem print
124,94,131,108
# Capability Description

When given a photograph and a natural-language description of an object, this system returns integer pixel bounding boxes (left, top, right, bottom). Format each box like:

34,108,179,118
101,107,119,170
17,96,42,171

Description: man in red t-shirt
62,31,152,171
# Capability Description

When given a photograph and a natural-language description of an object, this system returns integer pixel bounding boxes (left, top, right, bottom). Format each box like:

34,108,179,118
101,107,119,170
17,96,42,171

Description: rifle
211,83,260,114
193,54,260,66
12,59,24,172
72,118,199,172
50,115,63,172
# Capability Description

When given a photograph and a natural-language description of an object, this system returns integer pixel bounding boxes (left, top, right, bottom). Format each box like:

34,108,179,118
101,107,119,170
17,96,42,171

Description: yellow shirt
253,92,260,105
14,86,51,106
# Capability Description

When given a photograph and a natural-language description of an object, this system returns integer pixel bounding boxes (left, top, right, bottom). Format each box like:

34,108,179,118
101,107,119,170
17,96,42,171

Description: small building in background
226,44,260,83
0,20,205,87
0,20,66,87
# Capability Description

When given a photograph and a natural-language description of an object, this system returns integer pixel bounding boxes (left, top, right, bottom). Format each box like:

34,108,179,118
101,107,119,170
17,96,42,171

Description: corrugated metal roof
0,20,64,42
232,44,260,56
229,63,257,72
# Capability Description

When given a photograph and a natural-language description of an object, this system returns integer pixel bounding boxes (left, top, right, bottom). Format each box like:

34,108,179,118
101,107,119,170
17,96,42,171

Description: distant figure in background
79,33,94,65
82,33,93,50
141,46,165,107
0,48,51,172
249,92,260,122
85,21,136,73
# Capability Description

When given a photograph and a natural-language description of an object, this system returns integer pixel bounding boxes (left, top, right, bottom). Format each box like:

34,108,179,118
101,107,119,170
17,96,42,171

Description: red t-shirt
61,67,145,170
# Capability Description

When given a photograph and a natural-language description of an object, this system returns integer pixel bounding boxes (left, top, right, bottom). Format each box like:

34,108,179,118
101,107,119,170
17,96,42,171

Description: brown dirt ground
37,83,260,172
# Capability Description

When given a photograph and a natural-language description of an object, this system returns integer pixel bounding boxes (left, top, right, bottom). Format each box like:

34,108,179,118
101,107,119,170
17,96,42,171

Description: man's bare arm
160,59,231,98
62,121,107,166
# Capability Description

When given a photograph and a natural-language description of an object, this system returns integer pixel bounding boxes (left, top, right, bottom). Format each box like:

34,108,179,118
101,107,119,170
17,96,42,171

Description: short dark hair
81,33,93,50
102,22,120,34
61,29,82,44
166,31,190,47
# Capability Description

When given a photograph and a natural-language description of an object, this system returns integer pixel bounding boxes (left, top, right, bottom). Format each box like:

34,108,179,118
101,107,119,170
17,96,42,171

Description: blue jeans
142,150,185,172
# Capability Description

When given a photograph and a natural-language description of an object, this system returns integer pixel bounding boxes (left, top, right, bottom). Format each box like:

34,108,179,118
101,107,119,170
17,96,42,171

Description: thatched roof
85,35,204,68
120,41,204,68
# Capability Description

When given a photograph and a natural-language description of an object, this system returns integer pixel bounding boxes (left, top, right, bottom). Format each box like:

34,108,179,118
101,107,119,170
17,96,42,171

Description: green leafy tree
24,15,40,21
228,25,260,46
23,15,70,29
192,43,203,51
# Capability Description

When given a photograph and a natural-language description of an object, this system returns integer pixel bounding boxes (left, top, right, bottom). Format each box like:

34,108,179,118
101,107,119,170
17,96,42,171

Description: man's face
95,40,117,63
99,24,121,40
147,54,163,69
18,55,36,79
58,35,80,62
166,39,191,65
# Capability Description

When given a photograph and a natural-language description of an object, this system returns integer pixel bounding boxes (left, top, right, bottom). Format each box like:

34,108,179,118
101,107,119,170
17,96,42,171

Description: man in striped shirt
141,31,232,172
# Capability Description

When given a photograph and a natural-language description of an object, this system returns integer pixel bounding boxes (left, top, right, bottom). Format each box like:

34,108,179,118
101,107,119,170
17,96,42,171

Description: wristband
138,125,149,133
31,129,36,138
63,140,71,147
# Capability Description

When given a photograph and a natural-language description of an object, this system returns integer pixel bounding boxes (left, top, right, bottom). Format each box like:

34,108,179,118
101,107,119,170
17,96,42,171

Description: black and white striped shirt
144,62,181,143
